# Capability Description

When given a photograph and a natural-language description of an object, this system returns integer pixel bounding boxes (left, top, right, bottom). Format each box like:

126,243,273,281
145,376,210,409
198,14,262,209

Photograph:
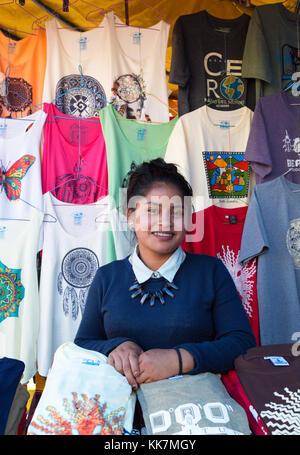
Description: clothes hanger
282,167,300,192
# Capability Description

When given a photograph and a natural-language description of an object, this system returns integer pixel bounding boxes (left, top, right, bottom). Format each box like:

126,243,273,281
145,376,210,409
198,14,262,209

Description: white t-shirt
0,208,43,384
0,109,46,218
28,342,136,435
38,192,132,377
42,19,108,117
103,11,170,123
165,105,254,212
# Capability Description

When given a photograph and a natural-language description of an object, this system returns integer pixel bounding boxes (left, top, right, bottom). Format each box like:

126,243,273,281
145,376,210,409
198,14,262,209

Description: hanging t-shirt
0,28,46,117
0,209,43,384
42,102,108,203
169,10,255,116
0,109,46,219
42,19,108,118
234,344,300,435
165,105,254,213
29,342,136,435
240,175,300,346
182,205,259,345
242,4,300,101
103,11,170,123
38,191,132,377
245,91,300,185
99,103,178,211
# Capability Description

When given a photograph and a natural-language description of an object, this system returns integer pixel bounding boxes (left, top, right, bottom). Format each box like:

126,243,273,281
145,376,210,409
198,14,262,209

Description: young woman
74,158,256,391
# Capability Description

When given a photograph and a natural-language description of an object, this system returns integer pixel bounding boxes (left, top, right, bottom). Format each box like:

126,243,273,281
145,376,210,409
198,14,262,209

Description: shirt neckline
105,10,165,64
209,204,247,232
202,104,249,135
103,103,178,154
202,10,249,40
0,109,46,143
45,191,111,241
280,173,300,198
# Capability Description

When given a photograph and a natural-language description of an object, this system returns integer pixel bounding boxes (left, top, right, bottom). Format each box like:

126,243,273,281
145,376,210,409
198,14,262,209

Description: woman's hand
135,349,179,384
107,341,143,390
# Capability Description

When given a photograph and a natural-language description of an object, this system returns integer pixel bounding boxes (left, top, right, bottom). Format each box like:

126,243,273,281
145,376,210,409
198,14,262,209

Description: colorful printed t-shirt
182,205,259,345
165,105,254,213
42,19,108,117
38,192,132,377
0,208,43,384
0,109,46,219
42,103,108,203
242,3,300,100
0,28,46,117
103,11,170,123
99,103,178,211
170,10,255,116
240,175,300,346
245,91,300,184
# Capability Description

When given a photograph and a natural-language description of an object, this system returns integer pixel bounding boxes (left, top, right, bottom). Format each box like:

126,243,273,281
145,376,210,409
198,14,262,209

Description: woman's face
127,182,187,258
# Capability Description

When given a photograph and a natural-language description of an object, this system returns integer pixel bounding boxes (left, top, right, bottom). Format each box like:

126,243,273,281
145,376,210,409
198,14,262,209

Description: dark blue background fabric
0,357,24,434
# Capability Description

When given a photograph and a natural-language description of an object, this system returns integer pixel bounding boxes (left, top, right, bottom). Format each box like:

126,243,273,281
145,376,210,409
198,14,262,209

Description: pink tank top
42,103,108,204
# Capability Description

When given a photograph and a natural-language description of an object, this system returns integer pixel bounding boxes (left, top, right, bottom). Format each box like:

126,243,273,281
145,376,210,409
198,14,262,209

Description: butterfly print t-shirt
0,109,47,218
42,103,108,204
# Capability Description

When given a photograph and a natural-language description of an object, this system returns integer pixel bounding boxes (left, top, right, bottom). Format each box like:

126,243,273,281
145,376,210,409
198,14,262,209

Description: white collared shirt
129,245,186,284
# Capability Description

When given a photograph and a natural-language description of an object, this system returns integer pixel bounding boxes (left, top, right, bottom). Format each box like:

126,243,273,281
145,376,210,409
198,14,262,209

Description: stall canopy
0,0,298,102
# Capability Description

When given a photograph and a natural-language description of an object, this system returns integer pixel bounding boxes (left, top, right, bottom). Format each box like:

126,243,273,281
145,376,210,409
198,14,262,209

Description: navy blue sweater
74,252,256,375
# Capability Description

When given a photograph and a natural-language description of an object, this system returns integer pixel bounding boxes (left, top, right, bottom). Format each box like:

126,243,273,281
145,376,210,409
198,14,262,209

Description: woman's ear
127,208,135,229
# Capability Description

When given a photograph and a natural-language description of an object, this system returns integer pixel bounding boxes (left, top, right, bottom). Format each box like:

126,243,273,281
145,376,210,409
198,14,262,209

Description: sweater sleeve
74,269,136,356
175,259,256,375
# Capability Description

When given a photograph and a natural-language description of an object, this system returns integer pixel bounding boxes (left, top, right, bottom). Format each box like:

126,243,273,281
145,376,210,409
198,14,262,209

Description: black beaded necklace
129,278,179,307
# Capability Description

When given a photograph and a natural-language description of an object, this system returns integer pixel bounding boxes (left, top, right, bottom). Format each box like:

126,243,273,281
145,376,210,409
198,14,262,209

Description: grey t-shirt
137,373,251,435
245,91,300,184
169,10,255,116
242,4,300,101
240,175,300,345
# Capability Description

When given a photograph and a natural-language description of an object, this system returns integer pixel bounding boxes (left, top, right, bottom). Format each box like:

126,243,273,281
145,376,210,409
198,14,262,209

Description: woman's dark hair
126,158,193,206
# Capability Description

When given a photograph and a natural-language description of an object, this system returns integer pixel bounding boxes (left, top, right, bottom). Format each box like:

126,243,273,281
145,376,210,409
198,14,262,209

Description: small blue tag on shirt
81,359,101,366
137,128,146,141
132,32,142,44
0,226,7,239
79,36,87,51
74,212,83,225
219,120,230,129
264,356,290,366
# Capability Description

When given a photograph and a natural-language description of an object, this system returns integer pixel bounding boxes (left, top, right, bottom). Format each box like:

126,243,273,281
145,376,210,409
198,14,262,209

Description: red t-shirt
182,205,260,345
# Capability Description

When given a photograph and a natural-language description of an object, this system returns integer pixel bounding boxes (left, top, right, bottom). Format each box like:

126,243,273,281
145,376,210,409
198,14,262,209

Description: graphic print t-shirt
182,205,259,345
165,105,254,213
0,109,46,219
235,344,300,435
245,91,300,184
103,11,170,123
240,176,300,346
0,209,43,384
42,103,108,203
242,4,300,100
0,28,46,118
38,192,132,377
42,19,108,118
169,11,255,116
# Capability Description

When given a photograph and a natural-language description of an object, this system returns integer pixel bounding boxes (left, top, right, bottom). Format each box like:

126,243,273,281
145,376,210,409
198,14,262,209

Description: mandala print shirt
42,19,108,118
37,192,132,377
0,27,46,118
0,209,43,384
42,102,108,204
165,105,254,213
182,205,259,345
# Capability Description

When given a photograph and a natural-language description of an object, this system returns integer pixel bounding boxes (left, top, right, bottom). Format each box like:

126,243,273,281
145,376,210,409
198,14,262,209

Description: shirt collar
129,245,186,284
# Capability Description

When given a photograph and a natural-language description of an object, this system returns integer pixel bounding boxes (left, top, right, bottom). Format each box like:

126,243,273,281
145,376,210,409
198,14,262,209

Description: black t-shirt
170,11,256,116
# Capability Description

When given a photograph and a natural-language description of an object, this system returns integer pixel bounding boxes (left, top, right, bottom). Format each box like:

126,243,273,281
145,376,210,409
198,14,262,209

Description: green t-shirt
99,104,178,261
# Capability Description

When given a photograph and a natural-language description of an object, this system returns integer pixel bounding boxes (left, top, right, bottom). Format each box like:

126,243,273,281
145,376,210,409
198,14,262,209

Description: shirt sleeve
74,269,136,355
245,97,272,182
175,259,257,375
239,185,269,266
242,8,272,100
